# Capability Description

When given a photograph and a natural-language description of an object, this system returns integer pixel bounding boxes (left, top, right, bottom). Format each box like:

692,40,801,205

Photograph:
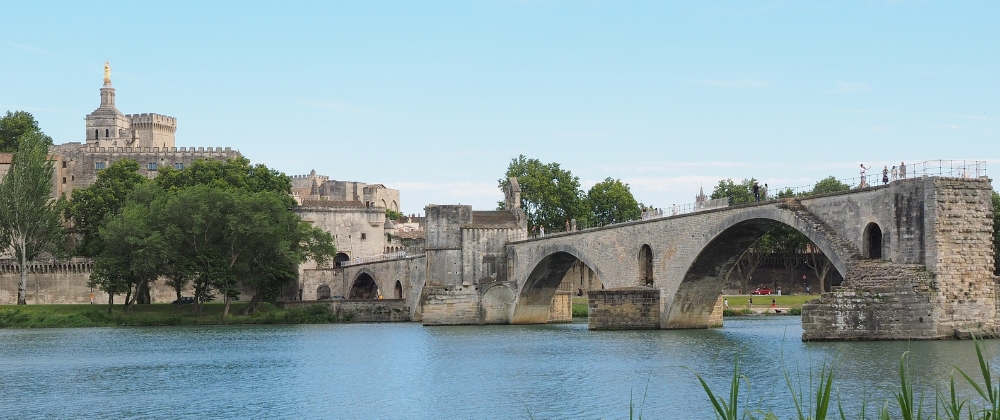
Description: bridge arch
316,284,331,300
665,206,854,329
511,243,604,324
349,269,380,299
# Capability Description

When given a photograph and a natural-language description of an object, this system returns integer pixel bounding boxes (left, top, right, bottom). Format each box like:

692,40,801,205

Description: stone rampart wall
281,299,411,322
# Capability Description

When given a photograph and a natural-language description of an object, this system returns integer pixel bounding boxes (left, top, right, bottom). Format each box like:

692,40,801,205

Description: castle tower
695,185,708,209
85,61,132,148
83,61,177,149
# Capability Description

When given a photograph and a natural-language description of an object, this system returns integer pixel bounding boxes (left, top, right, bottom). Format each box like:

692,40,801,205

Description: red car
750,287,772,295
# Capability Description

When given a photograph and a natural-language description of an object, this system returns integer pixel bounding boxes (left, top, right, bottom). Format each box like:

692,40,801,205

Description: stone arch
94,129,98,139
665,207,852,329
349,271,379,299
316,284,331,300
511,243,604,324
390,201,398,212
864,222,883,259
380,199,387,209
334,252,350,267
638,244,654,287
393,280,403,299
482,283,516,324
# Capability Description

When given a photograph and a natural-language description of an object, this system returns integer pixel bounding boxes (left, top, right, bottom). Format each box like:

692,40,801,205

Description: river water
1,317,997,419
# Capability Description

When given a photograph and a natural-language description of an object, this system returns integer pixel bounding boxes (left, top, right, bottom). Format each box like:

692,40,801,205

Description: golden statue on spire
103,61,111,84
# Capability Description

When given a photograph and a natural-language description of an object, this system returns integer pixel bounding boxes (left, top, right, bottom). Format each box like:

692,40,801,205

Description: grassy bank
0,302,351,328
572,295,817,318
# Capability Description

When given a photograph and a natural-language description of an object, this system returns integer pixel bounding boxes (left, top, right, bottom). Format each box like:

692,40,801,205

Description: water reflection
0,319,997,419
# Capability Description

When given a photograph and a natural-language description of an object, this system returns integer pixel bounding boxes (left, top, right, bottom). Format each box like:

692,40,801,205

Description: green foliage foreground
695,336,1000,420
0,303,352,328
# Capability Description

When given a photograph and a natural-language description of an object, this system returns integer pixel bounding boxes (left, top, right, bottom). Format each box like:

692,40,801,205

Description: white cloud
827,82,870,94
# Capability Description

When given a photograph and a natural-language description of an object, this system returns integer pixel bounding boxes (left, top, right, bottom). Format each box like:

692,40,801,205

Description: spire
99,61,117,109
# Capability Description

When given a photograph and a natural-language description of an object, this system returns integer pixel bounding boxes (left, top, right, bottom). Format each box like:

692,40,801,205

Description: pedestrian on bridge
891,165,898,181
882,166,889,185
753,181,760,202
900,161,907,179
860,164,870,187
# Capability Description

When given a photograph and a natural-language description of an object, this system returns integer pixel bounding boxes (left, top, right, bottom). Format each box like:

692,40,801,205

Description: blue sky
3,1,997,215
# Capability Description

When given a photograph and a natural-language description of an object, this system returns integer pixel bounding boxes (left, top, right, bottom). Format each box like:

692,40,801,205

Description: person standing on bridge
900,161,907,179
761,183,768,201
891,165,898,181
882,166,889,185
859,164,870,187
539,225,545,237
752,181,760,202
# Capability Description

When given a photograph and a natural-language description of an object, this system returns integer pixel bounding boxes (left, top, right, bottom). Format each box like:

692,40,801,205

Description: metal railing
535,159,988,235
340,251,409,267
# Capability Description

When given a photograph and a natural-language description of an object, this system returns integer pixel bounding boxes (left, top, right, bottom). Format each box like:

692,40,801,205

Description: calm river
1,317,997,419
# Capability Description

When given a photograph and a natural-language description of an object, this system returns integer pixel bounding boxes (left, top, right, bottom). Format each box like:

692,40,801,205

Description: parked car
171,297,196,304
750,287,772,295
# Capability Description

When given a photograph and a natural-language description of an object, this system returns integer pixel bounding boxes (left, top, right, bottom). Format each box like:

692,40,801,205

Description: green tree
710,178,756,205
0,130,65,304
811,176,851,195
66,159,147,257
0,111,52,152
155,156,295,206
386,209,404,221
587,178,640,226
498,155,588,232
89,198,167,313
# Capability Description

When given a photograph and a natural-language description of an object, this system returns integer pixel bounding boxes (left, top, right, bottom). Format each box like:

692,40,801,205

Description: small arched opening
334,253,350,267
94,129,99,139
105,128,109,138
349,273,379,299
638,244,654,287
864,223,883,259
316,284,331,300
393,280,403,299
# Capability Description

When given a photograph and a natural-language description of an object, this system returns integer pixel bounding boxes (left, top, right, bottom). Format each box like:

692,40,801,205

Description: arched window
864,223,883,259
105,128,109,138
94,129,99,139
394,281,403,299
316,284,331,300
638,244,654,287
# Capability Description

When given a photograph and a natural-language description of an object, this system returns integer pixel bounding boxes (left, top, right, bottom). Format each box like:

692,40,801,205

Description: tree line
497,155,642,233
0,111,335,313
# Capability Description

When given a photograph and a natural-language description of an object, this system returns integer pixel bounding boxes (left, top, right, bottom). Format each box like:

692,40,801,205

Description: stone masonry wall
548,290,572,323
0,262,194,304
300,256,426,319
588,288,660,330
925,178,996,335
281,299,410,322
421,286,481,325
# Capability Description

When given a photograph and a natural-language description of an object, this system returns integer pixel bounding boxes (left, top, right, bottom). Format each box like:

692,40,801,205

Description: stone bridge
300,176,995,340
491,176,996,340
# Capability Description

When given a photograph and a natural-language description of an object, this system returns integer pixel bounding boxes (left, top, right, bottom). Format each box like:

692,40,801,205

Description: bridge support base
588,288,660,330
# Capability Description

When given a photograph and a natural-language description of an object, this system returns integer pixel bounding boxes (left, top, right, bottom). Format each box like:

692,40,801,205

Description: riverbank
572,294,816,318
0,302,349,328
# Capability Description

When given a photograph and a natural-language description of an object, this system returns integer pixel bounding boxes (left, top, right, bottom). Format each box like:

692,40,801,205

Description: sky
2,1,998,215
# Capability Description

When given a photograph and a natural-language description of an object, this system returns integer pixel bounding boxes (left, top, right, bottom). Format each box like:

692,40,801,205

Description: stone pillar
588,287,660,330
